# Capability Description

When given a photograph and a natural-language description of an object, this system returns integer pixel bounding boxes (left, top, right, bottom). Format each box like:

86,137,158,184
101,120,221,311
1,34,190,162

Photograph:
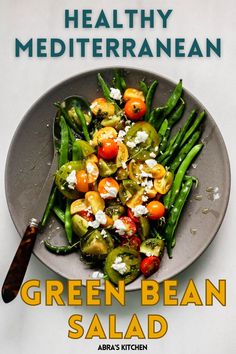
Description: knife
2,152,58,303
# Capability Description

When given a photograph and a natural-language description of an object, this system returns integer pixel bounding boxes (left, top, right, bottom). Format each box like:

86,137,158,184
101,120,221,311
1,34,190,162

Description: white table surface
1,1,236,353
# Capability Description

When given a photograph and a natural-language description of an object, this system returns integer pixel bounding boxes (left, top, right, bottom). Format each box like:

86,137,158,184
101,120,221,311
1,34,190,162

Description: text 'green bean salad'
42,70,204,285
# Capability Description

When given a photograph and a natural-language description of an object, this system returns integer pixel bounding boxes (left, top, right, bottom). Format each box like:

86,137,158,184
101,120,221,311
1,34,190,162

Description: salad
42,70,204,285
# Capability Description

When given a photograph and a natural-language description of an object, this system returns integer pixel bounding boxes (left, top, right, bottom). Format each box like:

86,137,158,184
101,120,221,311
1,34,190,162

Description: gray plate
5,68,230,290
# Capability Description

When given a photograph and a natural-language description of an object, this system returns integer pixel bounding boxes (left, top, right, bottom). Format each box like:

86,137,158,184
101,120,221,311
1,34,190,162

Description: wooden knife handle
2,218,39,303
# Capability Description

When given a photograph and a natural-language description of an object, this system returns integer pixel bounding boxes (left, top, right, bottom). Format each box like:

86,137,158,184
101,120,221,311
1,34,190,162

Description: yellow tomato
123,88,145,102
70,199,88,215
92,127,118,146
86,161,99,184
90,98,115,117
154,171,174,195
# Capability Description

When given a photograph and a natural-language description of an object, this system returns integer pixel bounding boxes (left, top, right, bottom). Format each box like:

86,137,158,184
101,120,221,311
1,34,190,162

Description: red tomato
78,210,94,222
98,138,119,160
146,200,165,220
140,256,161,277
127,208,140,223
121,236,142,251
119,216,137,238
124,98,146,121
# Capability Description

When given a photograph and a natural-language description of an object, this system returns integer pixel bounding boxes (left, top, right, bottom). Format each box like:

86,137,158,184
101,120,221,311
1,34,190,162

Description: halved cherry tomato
146,200,165,220
140,256,161,277
124,98,146,121
93,127,118,146
98,178,120,199
90,98,115,117
98,139,119,160
127,208,140,224
78,210,94,222
86,161,99,183
71,199,88,215
119,216,137,238
75,170,89,193
121,236,142,251
123,88,145,102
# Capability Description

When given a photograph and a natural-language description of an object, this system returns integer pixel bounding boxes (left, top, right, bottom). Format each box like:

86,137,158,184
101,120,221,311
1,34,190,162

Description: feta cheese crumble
126,130,148,149
101,229,108,238
88,210,107,229
142,195,149,202
132,205,148,217
110,87,122,101
150,152,156,158
121,161,127,169
111,257,127,275
126,141,136,149
140,171,153,178
115,129,126,143
145,159,157,169
113,219,126,236
100,185,118,199
135,131,148,144
66,170,77,190
86,162,94,174
91,271,104,279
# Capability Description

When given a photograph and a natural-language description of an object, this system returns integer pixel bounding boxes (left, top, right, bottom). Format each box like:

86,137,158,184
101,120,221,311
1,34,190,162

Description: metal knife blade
29,152,58,223
2,152,58,303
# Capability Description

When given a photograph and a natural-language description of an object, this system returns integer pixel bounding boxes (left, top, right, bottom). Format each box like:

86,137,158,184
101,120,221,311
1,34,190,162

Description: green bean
144,80,158,121
139,80,148,97
158,110,196,164
68,126,76,143
97,73,120,111
65,200,73,244
159,127,171,154
148,107,166,130
170,130,201,173
168,144,203,207
41,185,57,227
168,98,185,127
75,107,90,142
53,206,65,223
164,79,183,116
180,111,205,147
54,102,81,134
59,116,69,167
112,70,126,92
164,178,193,257
44,239,80,255
158,119,169,137
72,140,83,161
163,189,172,209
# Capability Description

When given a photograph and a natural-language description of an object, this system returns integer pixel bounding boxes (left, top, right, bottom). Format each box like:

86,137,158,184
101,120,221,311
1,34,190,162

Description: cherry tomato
140,256,161,277
78,210,94,222
121,236,142,251
146,200,165,220
119,216,137,238
123,88,145,102
124,98,146,121
98,138,119,160
127,208,140,224
90,98,115,117
75,170,89,193
98,177,120,199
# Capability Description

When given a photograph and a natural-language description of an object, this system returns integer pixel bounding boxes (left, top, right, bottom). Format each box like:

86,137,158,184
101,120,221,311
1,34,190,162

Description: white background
1,0,236,353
